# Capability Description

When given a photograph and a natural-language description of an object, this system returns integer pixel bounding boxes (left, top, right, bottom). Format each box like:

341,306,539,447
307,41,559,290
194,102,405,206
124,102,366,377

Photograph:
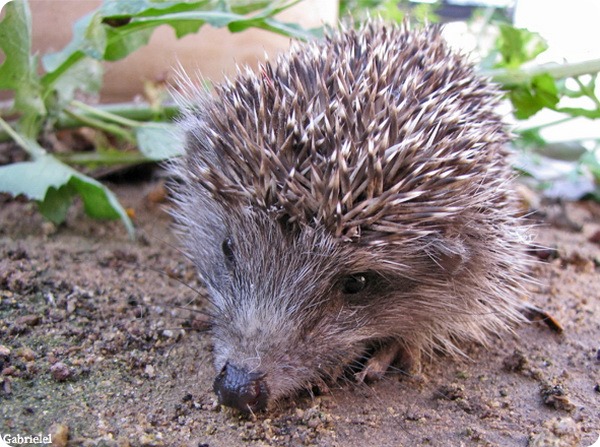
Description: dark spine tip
213,362,269,413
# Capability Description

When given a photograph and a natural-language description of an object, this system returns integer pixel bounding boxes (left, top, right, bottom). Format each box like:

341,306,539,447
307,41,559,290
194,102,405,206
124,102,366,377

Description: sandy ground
0,180,599,447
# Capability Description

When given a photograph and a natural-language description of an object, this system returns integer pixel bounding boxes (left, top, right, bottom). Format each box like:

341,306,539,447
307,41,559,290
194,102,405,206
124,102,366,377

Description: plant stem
63,108,136,143
574,77,600,109
56,102,179,128
515,116,576,133
70,100,144,128
483,58,600,86
0,102,180,143
54,151,151,166
0,116,46,159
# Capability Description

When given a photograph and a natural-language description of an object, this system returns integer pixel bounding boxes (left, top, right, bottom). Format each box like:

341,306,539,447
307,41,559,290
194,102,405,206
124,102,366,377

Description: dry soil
1,181,599,447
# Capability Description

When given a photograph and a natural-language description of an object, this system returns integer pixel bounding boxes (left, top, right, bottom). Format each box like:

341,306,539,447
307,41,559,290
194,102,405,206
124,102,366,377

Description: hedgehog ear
426,236,470,276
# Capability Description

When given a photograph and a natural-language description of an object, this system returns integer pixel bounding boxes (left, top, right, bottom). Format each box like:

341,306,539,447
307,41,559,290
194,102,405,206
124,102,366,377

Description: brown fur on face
169,21,530,410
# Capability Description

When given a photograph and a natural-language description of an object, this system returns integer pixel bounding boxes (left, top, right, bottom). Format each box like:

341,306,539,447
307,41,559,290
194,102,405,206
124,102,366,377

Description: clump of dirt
1,182,599,447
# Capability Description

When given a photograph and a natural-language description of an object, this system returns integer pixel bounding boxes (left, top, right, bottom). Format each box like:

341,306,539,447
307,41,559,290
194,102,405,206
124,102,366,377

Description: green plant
482,24,600,199
0,0,317,237
339,0,439,24
2,1,600,238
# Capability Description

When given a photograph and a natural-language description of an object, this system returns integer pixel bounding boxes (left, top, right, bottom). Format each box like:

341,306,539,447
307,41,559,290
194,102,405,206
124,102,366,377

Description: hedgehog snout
213,361,270,412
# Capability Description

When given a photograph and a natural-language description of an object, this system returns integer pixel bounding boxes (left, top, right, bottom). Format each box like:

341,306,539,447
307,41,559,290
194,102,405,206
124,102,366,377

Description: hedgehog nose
213,362,269,412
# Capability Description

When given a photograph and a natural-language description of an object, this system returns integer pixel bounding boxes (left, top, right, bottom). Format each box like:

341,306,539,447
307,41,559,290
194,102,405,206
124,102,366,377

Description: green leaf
99,0,211,17
38,184,77,224
227,16,318,40
0,0,45,136
0,156,71,200
103,26,154,61
0,155,134,237
100,0,211,39
509,74,559,119
42,1,314,90
555,106,600,119
531,74,560,106
515,128,547,149
68,173,123,221
51,58,104,110
224,0,318,39
0,0,32,89
380,0,405,22
134,122,185,160
228,1,272,15
132,10,264,29
41,11,104,73
495,24,548,69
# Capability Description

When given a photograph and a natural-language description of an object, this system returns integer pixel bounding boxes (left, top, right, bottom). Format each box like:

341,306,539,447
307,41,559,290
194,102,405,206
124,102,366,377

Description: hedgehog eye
222,238,236,265
341,274,368,294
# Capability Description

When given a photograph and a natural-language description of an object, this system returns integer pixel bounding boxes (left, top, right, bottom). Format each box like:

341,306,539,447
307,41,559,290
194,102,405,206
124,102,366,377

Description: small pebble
145,364,156,379
0,345,11,359
541,384,575,412
41,221,57,236
50,362,72,382
15,314,40,327
17,347,36,361
139,434,165,447
49,423,69,447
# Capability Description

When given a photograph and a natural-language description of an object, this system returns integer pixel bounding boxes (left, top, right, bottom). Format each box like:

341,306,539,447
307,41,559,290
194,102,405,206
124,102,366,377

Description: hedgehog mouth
213,362,270,413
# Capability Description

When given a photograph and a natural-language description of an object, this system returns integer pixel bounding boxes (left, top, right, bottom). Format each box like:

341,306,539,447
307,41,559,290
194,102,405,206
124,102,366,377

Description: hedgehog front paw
355,342,422,382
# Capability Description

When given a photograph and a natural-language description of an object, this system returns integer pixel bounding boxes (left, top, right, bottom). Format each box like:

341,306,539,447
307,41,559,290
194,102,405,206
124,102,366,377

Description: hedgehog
169,21,533,413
